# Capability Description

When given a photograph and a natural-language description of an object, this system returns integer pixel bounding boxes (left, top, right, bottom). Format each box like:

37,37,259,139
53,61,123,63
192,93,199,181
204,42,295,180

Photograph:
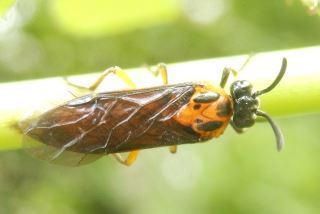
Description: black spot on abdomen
195,118,203,123
197,121,223,131
193,104,201,110
217,101,232,117
193,92,220,103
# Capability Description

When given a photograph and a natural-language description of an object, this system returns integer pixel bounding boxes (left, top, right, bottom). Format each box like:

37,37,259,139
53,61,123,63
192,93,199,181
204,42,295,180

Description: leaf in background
0,0,15,16
49,0,180,37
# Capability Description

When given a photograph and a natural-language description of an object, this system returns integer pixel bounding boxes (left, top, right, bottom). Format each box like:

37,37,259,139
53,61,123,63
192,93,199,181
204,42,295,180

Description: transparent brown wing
22,128,103,167
21,83,196,166
21,94,104,166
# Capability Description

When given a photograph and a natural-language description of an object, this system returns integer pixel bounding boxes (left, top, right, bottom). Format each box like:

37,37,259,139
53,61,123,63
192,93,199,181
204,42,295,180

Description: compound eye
231,80,253,98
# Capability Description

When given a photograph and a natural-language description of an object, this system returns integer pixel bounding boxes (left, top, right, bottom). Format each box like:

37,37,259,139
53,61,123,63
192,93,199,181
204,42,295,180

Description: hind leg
66,67,141,166
112,151,139,166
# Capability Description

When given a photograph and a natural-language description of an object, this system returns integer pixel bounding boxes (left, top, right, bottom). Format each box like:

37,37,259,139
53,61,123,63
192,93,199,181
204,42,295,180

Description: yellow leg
66,66,143,166
220,67,238,88
146,63,168,85
169,145,177,154
65,66,137,93
220,54,254,88
146,64,179,154
88,66,136,91
238,54,254,73
112,151,139,166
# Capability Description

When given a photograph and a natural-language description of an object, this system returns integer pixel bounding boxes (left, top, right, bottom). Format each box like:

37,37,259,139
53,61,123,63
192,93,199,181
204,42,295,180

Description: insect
20,58,287,167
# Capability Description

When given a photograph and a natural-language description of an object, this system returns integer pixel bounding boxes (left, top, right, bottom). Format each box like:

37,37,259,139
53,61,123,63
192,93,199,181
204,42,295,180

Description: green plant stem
1,46,320,150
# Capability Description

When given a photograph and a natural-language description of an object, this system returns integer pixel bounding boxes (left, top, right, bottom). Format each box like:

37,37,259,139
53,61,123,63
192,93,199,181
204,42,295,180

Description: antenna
253,58,287,98
256,110,284,151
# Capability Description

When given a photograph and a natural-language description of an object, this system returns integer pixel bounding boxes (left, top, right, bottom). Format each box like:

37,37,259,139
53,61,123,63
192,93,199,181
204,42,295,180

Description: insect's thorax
173,83,233,140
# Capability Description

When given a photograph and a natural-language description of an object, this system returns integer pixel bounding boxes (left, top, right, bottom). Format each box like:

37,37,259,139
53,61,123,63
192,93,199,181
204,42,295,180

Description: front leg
220,67,238,88
219,55,254,88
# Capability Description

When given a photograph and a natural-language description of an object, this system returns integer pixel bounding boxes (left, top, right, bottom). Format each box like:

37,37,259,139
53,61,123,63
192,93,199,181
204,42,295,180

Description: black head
230,58,287,151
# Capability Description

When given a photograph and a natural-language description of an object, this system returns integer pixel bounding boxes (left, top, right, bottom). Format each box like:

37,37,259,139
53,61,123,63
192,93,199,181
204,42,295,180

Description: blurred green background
1,0,320,213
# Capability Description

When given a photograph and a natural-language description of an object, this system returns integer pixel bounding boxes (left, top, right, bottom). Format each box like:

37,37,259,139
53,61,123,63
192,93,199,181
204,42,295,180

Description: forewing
23,134,102,166
21,83,196,165
97,83,196,152
21,94,104,166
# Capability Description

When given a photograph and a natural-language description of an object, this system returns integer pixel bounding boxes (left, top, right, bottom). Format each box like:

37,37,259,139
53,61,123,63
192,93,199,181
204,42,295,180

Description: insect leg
146,64,179,153
219,54,254,88
112,151,139,166
220,67,238,88
149,64,181,154
88,66,136,91
65,66,137,92
146,63,168,85
169,145,177,154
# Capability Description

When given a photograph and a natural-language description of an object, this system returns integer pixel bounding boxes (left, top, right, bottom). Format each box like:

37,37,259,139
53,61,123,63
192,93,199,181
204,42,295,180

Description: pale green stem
1,46,320,150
